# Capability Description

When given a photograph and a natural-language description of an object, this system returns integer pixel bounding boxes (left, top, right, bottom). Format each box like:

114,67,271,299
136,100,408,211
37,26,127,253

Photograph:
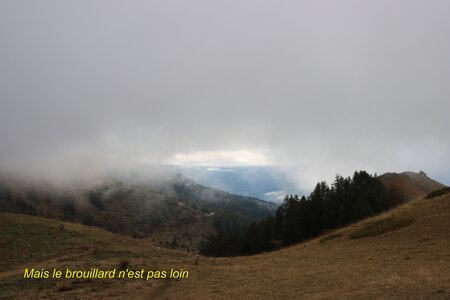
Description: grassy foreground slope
166,192,450,299
1,191,450,299
0,213,195,299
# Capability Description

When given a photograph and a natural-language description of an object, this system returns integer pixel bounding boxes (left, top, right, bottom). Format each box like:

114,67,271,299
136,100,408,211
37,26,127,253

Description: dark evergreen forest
200,170,397,256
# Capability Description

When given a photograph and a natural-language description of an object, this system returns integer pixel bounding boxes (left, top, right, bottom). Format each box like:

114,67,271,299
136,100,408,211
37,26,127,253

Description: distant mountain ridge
164,165,305,203
0,172,277,250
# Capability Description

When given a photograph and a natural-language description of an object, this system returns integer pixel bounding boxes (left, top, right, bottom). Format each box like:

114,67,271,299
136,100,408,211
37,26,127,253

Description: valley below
1,183,450,299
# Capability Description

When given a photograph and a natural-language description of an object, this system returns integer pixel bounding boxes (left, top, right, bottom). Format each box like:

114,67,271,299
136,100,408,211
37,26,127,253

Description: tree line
200,170,395,256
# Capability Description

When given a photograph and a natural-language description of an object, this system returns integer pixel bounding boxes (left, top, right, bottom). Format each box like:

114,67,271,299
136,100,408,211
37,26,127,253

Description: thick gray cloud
1,0,449,186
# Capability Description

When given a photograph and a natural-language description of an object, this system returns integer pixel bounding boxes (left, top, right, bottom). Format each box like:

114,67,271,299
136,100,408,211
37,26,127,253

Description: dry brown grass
2,193,450,299
161,193,450,299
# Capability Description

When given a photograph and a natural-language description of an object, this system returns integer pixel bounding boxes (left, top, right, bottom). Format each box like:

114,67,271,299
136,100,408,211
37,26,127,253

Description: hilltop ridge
379,171,445,204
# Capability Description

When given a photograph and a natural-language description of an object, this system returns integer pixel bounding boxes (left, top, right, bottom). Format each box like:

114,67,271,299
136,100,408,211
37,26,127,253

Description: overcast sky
1,0,449,187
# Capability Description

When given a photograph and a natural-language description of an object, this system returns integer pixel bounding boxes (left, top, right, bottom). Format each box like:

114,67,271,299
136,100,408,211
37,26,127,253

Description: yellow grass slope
167,192,450,299
0,214,195,299
1,192,450,299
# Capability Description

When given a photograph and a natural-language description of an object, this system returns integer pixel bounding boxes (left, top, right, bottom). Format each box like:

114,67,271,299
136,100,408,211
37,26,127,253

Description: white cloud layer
0,0,449,186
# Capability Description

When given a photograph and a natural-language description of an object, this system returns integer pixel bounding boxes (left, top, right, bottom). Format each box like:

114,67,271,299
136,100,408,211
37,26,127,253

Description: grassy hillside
0,213,195,299
165,190,450,299
0,174,276,251
1,190,450,299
